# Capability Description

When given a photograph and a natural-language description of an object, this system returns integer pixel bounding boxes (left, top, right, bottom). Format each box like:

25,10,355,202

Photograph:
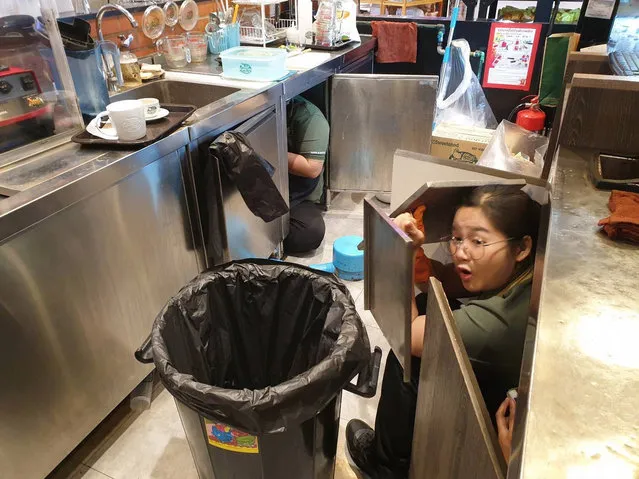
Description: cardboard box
430,123,495,164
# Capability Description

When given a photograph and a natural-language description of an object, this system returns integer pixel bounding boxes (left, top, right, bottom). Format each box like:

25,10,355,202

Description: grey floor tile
352,285,364,305
49,463,115,479
85,389,198,479
323,217,363,244
46,385,164,479
328,192,369,215
355,293,380,331
328,192,390,217
78,466,115,479
343,279,364,302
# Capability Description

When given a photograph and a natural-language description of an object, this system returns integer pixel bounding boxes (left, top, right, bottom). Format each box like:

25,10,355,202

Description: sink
111,80,240,108
591,154,639,193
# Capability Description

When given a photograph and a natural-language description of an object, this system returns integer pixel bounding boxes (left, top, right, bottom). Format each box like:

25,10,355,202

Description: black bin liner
210,131,289,223
143,259,371,435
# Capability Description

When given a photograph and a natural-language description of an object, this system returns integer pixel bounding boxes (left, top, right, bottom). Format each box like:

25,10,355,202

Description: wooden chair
366,0,443,17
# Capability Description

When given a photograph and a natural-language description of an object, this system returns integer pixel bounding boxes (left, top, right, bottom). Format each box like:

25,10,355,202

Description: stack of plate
140,63,165,82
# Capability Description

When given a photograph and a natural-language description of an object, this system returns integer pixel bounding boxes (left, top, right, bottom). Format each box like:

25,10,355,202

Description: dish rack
234,0,298,46
240,18,296,45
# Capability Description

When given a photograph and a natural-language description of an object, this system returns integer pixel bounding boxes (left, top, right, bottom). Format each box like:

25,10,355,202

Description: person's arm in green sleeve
288,105,329,178
288,153,324,178
410,296,508,358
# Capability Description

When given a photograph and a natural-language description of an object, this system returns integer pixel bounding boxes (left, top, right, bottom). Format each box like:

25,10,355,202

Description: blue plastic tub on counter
219,46,288,82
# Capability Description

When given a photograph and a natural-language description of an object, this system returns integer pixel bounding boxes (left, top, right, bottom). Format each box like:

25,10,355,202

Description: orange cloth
371,21,418,64
412,205,433,283
598,190,639,243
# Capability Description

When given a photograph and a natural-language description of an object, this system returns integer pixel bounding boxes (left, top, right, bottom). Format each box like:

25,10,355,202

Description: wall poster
483,23,543,91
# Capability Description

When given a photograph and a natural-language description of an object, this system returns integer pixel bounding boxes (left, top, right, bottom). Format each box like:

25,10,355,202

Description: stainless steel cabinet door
214,107,285,261
329,74,438,193
363,198,415,381
0,150,199,479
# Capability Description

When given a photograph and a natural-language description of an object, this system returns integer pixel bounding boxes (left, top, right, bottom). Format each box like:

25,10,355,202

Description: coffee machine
0,16,55,152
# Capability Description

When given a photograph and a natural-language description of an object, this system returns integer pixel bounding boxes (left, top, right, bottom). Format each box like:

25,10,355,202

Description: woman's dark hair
459,185,541,251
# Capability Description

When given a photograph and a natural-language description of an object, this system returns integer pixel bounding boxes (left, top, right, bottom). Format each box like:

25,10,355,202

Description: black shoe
346,419,377,477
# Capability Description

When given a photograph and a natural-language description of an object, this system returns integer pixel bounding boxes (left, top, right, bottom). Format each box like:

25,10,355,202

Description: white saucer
87,114,118,140
145,108,169,122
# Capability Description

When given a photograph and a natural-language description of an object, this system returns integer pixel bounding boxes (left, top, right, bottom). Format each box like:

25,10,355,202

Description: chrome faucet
96,4,138,92
97,4,138,42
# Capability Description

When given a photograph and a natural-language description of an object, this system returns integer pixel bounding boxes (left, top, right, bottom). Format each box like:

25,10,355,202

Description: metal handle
345,346,382,398
135,334,154,364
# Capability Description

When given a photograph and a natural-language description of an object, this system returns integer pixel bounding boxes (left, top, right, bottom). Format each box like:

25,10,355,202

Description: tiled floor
48,193,390,479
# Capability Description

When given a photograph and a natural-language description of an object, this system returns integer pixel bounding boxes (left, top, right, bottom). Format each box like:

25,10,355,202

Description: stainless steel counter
0,130,189,241
0,37,376,245
511,147,639,478
152,37,375,83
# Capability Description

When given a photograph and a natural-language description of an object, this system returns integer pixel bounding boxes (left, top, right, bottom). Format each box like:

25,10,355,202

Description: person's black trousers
372,293,436,479
284,201,326,254
373,351,421,479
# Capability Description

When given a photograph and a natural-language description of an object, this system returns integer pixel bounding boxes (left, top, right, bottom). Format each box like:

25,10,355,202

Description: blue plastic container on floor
310,235,364,281
333,236,364,280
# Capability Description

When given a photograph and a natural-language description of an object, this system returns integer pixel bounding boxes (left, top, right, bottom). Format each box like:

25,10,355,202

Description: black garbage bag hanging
210,131,289,223
143,260,371,435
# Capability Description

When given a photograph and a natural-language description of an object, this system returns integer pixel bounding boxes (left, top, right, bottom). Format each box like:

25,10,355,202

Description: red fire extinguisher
514,96,546,134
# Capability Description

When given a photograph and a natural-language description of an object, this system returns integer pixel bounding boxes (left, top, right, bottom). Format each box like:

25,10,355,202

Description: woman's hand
496,397,516,462
393,213,425,247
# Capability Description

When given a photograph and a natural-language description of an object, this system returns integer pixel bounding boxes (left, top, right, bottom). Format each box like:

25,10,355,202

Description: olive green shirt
287,97,329,206
453,273,532,414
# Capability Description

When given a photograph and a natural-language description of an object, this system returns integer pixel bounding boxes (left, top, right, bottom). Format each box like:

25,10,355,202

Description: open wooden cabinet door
409,278,506,479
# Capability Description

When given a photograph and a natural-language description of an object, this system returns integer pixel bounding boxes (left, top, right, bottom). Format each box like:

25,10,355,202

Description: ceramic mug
140,97,160,118
96,100,147,141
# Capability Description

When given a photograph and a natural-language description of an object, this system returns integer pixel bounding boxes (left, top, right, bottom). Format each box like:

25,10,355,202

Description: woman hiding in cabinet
346,185,541,479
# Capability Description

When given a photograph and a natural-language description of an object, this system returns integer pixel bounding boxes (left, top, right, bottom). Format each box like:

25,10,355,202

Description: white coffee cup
140,97,160,118
97,100,146,141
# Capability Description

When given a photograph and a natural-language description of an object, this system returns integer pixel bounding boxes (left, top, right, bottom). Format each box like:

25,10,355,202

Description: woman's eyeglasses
441,235,515,260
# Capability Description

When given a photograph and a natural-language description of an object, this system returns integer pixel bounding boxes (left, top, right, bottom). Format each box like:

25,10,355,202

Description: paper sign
585,0,616,20
204,419,259,454
483,23,542,91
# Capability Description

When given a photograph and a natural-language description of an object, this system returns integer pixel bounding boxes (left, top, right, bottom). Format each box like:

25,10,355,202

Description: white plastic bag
435,39,497,129
314,1,337,46
477,120,548,177
314,0,360,45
